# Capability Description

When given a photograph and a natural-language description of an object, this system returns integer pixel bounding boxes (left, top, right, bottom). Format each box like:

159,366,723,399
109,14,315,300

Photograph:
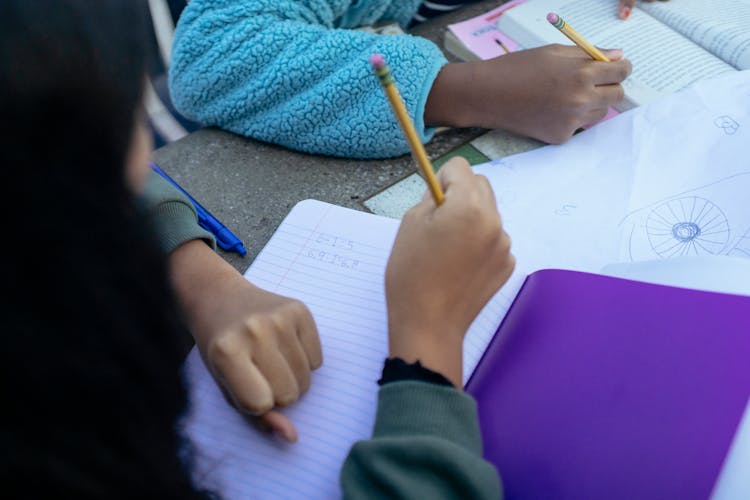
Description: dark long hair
0,1,208,497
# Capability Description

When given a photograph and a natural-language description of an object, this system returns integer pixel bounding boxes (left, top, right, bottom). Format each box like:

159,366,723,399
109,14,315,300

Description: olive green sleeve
140,170,216,254
341,381,503,499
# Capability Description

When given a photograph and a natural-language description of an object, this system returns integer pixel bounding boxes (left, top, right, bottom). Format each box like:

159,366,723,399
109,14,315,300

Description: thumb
436,156,473,192
258,410,298,443
617,0,635,19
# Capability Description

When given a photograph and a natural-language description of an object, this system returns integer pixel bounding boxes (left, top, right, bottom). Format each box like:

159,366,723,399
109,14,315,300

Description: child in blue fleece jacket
169,0,633,159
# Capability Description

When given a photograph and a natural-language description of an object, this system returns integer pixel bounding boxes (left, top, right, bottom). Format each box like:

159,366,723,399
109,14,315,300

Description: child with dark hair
1,1,515,497
1,1,208,496
1,0,321,449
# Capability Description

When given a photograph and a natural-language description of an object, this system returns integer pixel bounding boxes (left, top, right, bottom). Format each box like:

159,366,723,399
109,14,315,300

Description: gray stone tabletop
151,0,516,273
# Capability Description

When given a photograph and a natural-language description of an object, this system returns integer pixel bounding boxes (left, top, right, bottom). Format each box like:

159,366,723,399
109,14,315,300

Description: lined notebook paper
181,200,523,499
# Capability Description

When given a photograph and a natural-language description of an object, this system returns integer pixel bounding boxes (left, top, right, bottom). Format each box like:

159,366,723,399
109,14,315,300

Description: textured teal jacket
169,0,449,159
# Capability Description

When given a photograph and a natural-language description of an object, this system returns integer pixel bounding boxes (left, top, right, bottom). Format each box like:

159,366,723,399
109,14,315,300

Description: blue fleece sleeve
168,0,448,159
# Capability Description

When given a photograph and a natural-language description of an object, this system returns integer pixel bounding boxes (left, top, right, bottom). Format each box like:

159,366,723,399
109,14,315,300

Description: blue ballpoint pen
150,162,247,256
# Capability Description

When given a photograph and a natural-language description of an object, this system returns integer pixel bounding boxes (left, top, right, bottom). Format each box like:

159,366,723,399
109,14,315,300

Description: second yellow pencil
547,12,610,62
370,53,445,206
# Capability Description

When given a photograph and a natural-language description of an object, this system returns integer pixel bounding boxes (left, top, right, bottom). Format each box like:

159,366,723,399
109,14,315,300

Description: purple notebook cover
465,269,750,500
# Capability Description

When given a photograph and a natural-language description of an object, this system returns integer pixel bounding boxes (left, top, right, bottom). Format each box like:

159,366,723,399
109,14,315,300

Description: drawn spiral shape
646,197,730,258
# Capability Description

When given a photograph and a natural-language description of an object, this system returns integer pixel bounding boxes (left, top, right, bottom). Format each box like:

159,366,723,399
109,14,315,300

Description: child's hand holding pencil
385,157,515,388
422,45,631,145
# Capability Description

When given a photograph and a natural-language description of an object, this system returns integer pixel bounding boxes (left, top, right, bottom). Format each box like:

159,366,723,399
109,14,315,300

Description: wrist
388,328,464,388
168,240,239,332
424,62,480,129
378,357,455,387
170,239,234,295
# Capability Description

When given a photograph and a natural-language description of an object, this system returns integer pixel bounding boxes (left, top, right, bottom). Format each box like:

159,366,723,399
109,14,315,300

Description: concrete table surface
151,0,510,274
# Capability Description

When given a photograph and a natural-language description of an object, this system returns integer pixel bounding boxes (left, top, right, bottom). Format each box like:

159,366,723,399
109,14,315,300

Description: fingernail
619,6,631,19
605,48,624,59
281,427,298,443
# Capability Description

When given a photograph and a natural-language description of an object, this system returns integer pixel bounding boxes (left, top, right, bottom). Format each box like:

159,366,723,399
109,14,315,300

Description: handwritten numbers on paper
714,115,740,135
306,249,360,270
316,233,355,250
301,232,362,270
554,204,578,216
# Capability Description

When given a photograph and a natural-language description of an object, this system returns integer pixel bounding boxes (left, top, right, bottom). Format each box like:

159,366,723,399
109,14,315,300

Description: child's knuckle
209,334,240,363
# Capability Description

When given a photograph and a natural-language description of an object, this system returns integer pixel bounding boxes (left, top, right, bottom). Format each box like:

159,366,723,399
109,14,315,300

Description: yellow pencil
370,53,445,206
546,12,610,62
495,38,509,54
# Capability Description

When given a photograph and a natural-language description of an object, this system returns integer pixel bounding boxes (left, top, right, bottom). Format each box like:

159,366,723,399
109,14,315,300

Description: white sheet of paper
473,70,750,278
600,255,750,297
619,74,750,261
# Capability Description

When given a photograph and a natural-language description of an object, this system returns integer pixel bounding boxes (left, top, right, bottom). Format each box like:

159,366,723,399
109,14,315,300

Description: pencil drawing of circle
672,222,701,242
646,197,730,258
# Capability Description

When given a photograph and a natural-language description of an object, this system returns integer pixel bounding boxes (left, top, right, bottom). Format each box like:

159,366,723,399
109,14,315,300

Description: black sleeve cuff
377,357,454,388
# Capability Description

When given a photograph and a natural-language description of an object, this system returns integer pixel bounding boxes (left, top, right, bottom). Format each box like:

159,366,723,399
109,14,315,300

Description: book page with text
496,0,736,108
641,0,750,70
179,200,521,499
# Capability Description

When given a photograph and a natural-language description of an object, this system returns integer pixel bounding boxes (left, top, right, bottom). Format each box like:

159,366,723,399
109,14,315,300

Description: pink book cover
446,0,527,59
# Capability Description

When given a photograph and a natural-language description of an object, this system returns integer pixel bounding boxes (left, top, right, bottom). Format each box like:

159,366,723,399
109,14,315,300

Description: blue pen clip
150,162,247,256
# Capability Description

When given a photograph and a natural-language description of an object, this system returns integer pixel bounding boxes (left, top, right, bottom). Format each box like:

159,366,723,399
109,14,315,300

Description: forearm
424,59,534,132
168,239,244,337
424,61,482,129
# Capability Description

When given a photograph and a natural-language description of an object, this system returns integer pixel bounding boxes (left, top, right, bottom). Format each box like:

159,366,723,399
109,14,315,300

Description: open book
496,0,749,110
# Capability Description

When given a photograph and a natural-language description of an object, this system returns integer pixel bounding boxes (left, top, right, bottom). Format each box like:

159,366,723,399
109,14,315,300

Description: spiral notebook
180,199,749,499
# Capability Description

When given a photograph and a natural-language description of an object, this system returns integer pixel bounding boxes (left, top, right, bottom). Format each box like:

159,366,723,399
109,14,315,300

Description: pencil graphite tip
546,12,559,24
370,53,386,70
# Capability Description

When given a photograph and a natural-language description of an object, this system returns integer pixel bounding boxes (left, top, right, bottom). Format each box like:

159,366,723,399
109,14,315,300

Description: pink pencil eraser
547,12,559,24
370,53,386,70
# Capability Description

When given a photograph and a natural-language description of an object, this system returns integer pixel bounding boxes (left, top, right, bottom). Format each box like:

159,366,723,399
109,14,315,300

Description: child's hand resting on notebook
385,157,515,387
169,240,323,443
425,45,631,145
